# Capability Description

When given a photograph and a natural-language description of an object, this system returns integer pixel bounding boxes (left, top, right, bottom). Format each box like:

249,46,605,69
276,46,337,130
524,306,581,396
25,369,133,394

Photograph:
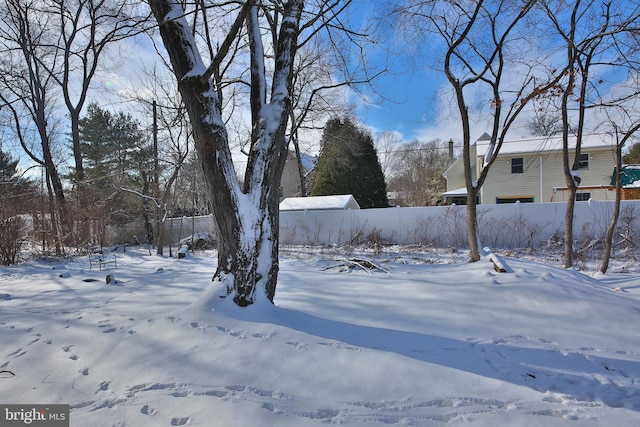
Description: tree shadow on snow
222,304,640,411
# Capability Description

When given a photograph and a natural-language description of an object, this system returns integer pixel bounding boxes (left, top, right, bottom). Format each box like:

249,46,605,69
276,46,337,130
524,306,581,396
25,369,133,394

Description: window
576,192,591,201
496,196,534,204
511,157,524,174
578,153,590,169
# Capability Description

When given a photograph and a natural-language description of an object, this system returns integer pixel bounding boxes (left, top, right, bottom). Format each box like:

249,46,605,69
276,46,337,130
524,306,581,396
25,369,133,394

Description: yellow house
443,133,618,204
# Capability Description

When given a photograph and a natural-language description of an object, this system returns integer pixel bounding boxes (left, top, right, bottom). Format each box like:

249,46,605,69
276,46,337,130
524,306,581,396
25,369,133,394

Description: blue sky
346,0,640,148
346,0,459,144
5,0,638,175
355,69,448,142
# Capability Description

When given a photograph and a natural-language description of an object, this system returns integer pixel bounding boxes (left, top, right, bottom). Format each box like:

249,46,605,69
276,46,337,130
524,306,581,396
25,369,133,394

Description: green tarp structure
611,165,640,188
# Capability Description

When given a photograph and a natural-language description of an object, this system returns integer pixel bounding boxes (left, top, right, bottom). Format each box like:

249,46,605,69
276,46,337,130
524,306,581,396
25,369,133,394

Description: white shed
279,195,360,211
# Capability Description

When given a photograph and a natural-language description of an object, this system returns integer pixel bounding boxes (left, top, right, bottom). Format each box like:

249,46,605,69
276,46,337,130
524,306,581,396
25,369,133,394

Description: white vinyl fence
167,200,640,250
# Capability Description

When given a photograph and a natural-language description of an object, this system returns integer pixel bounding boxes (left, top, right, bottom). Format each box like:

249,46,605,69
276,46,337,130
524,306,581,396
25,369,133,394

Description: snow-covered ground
1,246,640,426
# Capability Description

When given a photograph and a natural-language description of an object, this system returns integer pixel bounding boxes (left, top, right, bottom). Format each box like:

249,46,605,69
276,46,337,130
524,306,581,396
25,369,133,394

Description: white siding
445,144,477,191
480,147,617,204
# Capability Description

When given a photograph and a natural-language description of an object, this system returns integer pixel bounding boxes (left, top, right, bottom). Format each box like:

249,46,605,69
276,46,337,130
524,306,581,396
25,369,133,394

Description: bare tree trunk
150,0,302,306
41,132,69,248
563,193,576,268
153,171,184,257
466,189,481,262
601,125,640,273
44,170,63,256
140,169,154,245
437,0,537,262
600,160,621,274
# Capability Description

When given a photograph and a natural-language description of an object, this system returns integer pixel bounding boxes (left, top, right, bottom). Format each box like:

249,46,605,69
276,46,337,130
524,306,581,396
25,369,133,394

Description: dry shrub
0,216,25,265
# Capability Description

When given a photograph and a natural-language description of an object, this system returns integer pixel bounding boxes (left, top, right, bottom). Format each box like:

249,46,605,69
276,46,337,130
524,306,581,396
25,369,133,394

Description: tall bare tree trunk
44,170,63,256
150,0,302,306
466,190,481,262
563,191,576,268
601,126,640,273
600,155,622,274
41,129,69,248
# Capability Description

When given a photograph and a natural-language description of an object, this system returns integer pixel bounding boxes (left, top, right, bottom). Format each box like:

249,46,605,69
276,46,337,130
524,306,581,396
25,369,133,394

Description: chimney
448,138,454,160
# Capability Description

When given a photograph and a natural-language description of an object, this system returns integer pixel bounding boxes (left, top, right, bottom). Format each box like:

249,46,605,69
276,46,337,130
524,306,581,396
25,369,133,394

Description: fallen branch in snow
324,258,388,274
0,370,15,377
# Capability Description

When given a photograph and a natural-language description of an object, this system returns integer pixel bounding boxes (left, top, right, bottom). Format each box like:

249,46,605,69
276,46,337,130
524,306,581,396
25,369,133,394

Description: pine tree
79,102,147,189
0,150,22,214
311,117,388,208
0,151,19,183
623,142,640,164
77,102,149,243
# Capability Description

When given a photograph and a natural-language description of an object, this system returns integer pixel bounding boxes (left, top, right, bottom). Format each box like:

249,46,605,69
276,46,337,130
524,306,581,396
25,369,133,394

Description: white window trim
511,157,524,174
578,153,590,170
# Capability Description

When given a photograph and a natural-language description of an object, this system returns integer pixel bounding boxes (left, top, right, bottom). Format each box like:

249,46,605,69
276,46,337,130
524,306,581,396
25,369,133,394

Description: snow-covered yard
1,247,640,426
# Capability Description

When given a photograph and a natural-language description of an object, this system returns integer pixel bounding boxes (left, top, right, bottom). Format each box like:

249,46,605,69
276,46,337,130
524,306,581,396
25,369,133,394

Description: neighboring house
279,194,360,211
280,151,315,200
442,133,618,204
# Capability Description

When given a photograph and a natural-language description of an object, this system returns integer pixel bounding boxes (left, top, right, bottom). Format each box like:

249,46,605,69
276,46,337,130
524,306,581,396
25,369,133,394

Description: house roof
476,133,615,157
442,187,467,197
279,195,360,211
611,165,640,188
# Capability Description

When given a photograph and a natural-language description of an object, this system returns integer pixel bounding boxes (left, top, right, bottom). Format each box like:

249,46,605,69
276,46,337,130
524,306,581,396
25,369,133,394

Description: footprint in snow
171,417,190,426
140,404,156,415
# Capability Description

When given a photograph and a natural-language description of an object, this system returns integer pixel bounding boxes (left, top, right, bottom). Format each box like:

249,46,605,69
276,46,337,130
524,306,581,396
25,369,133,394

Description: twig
324,257,388,274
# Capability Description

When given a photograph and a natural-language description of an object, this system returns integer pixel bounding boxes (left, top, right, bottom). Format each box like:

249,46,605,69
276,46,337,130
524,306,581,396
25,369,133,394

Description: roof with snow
279,195,360,211
477,133,615,157
442,187,467,196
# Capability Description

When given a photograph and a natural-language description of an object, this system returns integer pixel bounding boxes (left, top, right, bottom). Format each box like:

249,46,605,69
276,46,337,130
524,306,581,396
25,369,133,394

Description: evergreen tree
623,142,640,164
311,117,388,208
0,150,23,214
77,103,149,244
0,150,19,182
79,102,147,189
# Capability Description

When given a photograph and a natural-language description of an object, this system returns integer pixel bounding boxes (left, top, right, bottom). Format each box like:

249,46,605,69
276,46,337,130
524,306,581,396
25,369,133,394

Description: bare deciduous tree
541,0,640,267
0,0,148,249
387,139,449,206
0,0,68,254
149,0,352,307
131,66,191,255
375,130,403,181
392,0,563,261
600,122,640,274
44,0,146,185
